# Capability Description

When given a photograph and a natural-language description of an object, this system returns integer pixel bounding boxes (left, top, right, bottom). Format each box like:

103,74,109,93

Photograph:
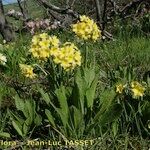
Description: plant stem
85,41,88,67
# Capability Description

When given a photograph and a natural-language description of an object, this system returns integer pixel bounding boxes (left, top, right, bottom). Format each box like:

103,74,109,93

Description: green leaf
23,122,29,136
38,87,51,105
45,109,56,127
86,77,98,108
72,106,83,130
74,69,86,114
25,117,31,126
25,100,35,124
99,90,116,114
0,132,10,138
84,67,95,87
8,110,24,125
74,67,97,112
112,121,119,137
55,86,69,116
14,95,25,112
34,114,42,126
23,105,30,119
56,108,68,128
12,120,23,137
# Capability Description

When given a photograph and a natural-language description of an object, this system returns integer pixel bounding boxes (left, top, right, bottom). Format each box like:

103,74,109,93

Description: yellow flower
0,53,7,65
116,84,126,94
53,42,81,71
39,40,50,49
29,33,81,71
131,81,145,98
72,15,101,41
30,33,60,60
50,47,60,57
20,64,36,79
49,36,60,47
32,35,39,45
39,33,49,39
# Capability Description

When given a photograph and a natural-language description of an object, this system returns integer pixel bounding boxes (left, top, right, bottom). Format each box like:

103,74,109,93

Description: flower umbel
72,15,101,41
0,53,7,65
131,81,145,98
20,64,36,79
29,33,81,71
53,42,81,71
30,33,59,60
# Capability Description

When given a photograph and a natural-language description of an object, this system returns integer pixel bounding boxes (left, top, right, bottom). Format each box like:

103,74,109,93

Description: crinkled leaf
8,110,24,125
55,86,69,116
72,106,83,130
45,109,56,127
86,77,98,109
23,121,29,136
12,120,23,137
56,108,68,128
34,114,42,126
38,87,51,105
99,90,116,115
14,95,25,112
0,132,10,138
84,67,95,87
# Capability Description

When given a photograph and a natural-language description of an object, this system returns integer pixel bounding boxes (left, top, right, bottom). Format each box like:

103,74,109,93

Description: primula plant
112,66,150,136
0,14,150,150
116,81,146,98
3,15,123,143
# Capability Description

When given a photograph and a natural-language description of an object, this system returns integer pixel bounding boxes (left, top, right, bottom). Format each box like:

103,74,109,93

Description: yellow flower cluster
19,64,36,79
29,33,59,60
29,33,82,71
72,15,101,41
116,81,145,99
53,42,81,71
131,81,145,98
